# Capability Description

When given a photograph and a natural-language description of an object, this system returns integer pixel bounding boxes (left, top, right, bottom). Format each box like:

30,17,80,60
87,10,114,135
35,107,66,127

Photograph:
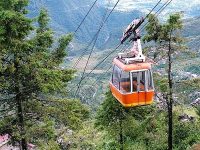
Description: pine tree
0,1,89,149
144,13,184,150
95,91,155,150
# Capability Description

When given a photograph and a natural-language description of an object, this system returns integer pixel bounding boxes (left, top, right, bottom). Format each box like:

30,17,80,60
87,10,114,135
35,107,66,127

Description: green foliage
175,78,200,100
45,99,90,129
181,78,200,91
143,13,183,44
38,140,60,150
26,118,56,142
95,91,154,128
59,120,103,150
124,141,147,150
37,8,50,32
195,106,200,117
22,98,89,145
0,116,16,135
173,112,200,150
95,91,158,149
143,14,161,43
52,34,73,64
153,73,168,93
0,0,29,12
143,13,185,64
100,140,121,150
0,1,88,148
95,91,200,150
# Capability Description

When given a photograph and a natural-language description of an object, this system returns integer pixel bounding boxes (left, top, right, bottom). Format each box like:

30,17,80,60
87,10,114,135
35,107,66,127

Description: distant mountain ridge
104,0,200,18
28,0,200,53
28,0,143,49
27,1,199,106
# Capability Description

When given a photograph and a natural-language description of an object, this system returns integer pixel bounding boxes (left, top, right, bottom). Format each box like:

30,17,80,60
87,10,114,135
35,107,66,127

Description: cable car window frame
111,65,122,90
147,69,154,91
132,71,138,92
120,71,131,93
138,71,146,92
130,69,151,93
111,67,154,94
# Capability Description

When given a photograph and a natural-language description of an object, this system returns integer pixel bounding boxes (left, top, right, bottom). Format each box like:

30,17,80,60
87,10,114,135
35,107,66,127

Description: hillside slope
28,0,142,49
28,0,200,52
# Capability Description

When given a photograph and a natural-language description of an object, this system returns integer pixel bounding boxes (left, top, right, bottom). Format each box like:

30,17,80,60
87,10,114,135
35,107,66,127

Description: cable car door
137,71,146,105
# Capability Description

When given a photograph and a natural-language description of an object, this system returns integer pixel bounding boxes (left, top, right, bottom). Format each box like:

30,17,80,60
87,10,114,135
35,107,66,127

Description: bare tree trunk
119,119,124,150
16,93,27,150
14,58,27,150
167,31,173,150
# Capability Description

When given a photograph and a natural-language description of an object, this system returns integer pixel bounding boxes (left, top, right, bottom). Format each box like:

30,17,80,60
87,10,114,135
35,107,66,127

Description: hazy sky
103,0,200,18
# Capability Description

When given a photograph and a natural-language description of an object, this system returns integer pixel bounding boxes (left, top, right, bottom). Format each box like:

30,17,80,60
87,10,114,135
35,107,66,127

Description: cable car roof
113,57,153,72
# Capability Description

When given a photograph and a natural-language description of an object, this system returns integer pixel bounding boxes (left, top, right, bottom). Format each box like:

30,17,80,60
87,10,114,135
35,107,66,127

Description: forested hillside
28,0,142,50
28,0,200,51
0,0,200,150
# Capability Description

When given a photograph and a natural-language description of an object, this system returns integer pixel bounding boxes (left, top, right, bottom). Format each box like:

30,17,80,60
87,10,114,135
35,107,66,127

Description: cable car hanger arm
120,17,144,44
119,18,146,63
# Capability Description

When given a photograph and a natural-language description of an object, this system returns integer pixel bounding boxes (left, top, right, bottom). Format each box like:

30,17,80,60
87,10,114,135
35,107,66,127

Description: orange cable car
109,58,154,107
109,18,154,107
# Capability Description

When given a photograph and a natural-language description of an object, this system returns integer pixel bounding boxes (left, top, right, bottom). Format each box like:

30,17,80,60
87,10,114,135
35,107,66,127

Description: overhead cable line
74,0,121,97
76,1,179,104
90,44,130,86
68,43,122,97
74,43,121,95
74,0,163,87
78,44,130,99
72,1,117,69
72,34,101,69
143,0,162,20
72,38,96,69
88,42,150,100
72,0,170,98
72,0,164,96
140,0,173,32
66,0,117,95
78,0,165,90
74,0,99,34
76,0,175,99
76,41,137,98
74,6,111,96
73,0,162,70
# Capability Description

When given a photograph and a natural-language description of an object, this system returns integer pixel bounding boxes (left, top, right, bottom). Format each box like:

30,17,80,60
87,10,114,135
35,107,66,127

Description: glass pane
132,72,138,92
147,69,154,90
112,65,121,89
120,71,130,93
138,71,145,91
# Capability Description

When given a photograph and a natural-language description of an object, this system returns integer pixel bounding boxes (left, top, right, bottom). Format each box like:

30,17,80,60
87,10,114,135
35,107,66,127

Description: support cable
74,5,112,96
74,0,99,34
72,0,172,97
140,0,173,32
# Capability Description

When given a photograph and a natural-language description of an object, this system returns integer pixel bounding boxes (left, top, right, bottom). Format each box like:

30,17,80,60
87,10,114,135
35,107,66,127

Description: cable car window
132,72,138,92
112,65,121,89
120,71,130,93
147,69,154,90
138,71,145,91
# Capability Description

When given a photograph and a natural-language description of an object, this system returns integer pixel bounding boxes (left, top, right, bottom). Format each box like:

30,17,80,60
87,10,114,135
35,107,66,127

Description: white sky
103,0,200,18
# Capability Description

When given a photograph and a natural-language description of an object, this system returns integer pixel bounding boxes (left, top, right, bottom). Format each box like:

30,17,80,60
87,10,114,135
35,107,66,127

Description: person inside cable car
111,67,154,94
